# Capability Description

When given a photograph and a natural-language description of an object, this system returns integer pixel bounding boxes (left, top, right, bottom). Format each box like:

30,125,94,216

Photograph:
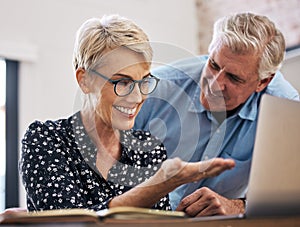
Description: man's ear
76,68,90,94
255,74,274,92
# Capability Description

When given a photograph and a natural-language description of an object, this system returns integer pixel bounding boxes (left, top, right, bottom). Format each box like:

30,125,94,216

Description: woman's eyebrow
112,73,151,79
111,73,132,79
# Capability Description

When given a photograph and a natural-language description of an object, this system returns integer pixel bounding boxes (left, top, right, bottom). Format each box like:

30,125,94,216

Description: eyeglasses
89,69,160,97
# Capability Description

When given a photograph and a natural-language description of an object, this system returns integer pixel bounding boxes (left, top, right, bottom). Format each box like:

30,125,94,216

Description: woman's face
94,48,150,131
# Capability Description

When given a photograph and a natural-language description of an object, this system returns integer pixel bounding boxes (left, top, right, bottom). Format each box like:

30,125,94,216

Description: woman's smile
114,105,137,117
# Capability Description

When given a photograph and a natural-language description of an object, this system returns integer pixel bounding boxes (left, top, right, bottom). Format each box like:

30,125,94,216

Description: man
134,12,299,216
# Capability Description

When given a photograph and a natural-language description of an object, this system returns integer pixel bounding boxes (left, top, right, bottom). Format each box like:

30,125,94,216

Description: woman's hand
109,157,235,208
160,157,235,187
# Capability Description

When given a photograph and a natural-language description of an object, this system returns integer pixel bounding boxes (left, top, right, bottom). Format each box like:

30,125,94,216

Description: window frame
5,59,19,208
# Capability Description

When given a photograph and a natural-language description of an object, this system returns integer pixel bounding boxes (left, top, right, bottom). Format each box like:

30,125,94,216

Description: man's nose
210,70,225,91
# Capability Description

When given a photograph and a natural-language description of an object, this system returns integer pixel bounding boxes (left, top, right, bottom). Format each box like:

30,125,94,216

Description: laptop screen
246,94,300,217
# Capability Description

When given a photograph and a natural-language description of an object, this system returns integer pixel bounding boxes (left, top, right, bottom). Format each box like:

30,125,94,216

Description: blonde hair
73,14,153,71
208,12,286,79
73,15,153,116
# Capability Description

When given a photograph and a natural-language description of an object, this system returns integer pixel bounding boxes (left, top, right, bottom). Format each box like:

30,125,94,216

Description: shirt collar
70,112,98,169
70,112,135,164
237,93,261,121
188,80,205,113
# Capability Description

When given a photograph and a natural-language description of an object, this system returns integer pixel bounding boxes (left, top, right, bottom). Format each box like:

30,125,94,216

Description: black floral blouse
19,112,171,211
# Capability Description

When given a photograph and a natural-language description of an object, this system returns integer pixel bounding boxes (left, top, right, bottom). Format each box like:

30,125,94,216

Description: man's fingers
180,187,226,217
184,200,210,217
176,188,203,211
195,206,225,217
179,187,216,217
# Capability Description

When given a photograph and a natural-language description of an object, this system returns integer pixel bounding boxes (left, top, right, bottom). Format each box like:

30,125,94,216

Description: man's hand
176,187,245,217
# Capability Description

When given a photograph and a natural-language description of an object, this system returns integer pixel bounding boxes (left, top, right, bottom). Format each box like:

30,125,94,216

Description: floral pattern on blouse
19,112,171,211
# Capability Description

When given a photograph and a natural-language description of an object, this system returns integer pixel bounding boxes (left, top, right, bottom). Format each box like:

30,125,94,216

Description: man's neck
211,106,241,124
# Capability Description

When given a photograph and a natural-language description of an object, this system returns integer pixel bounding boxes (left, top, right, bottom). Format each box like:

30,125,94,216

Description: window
0,59,6,212
5,60,19,209
0,59,19,211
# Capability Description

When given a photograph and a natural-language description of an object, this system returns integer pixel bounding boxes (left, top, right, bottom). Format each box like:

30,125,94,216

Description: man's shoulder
152,55,208,82
266,72,300,101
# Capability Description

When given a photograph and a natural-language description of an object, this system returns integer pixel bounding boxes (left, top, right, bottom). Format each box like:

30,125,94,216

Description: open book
0,206,186,224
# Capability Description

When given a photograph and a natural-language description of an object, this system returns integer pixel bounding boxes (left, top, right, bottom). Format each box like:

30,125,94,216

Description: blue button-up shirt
134,55,299,210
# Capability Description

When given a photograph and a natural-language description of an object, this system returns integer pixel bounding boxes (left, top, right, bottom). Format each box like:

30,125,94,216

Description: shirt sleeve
266,71,300,101
19,121,111,211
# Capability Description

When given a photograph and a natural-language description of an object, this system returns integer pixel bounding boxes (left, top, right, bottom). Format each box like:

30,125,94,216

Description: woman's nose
126,83,143,103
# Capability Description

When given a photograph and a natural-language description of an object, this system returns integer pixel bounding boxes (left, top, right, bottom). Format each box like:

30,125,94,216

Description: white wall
0,0,198,208
281,48,300,93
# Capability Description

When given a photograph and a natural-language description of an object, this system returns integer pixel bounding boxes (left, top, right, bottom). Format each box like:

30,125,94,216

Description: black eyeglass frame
89,69,160,97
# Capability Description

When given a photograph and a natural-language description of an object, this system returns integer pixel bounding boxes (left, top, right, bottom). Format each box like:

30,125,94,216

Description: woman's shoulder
22,113,77,146
20,114,83,172
25,118,64,137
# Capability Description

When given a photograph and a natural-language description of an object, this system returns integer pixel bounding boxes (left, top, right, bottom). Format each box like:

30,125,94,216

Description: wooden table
1,215,300,227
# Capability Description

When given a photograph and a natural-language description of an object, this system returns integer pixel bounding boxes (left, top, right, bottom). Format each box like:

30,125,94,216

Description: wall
195,0,300,94
195,0,300,54
0,0,198,208
281,48,300,93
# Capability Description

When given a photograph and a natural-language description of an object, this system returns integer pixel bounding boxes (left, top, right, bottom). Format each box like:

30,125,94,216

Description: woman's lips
114,105,137,117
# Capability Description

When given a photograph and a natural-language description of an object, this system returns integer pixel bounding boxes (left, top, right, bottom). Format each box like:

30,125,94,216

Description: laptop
192,94,300,221
245,94,300,217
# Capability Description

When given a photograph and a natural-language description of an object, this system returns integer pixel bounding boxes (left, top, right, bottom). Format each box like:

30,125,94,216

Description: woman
19,14,235,212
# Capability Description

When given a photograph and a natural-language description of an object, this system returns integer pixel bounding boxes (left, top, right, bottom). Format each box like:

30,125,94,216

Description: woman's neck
80,110,121,179
80,110,119,145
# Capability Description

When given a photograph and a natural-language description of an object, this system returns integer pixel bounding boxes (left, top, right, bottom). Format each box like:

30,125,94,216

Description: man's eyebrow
225,71,246,83
210,58,246,83
209,58,217,65
209,58,221,69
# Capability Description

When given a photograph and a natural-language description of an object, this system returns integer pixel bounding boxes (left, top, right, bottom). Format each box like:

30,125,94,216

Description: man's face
200,45,268,112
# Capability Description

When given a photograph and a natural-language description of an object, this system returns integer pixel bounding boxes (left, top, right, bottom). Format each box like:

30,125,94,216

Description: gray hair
208,12,286,80
73,14,153,71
